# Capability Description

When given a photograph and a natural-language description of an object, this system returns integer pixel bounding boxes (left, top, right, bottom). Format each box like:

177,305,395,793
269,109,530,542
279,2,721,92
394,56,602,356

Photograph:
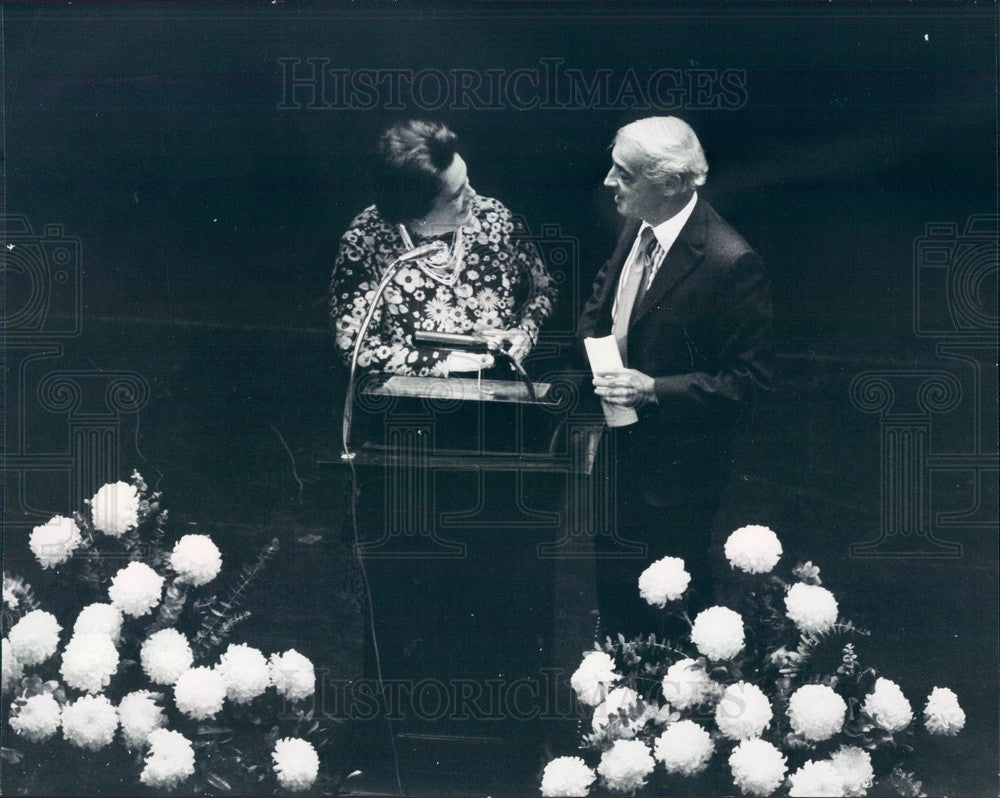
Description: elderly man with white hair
577,116,774,639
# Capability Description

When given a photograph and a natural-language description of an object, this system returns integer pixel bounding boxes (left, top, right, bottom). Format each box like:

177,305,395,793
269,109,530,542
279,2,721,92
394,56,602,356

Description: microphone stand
338,243,445,798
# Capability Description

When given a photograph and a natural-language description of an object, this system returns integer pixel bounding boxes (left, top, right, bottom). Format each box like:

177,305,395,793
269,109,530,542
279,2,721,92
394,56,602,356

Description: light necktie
612,228,659,362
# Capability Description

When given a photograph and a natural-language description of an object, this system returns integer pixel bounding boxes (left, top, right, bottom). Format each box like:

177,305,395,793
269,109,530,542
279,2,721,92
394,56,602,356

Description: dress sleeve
504,208,557,344
328,213,449,376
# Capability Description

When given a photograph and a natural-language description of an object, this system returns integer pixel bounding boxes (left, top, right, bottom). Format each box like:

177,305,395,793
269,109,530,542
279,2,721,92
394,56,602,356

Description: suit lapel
629,197,707,326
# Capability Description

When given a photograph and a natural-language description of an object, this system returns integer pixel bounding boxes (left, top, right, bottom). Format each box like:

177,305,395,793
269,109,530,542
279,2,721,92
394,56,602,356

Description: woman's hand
443,351,495,373
481,328,533,363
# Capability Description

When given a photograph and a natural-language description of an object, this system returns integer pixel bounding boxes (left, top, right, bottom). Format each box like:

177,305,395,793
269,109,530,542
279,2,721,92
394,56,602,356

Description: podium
320,373,608,791
334,372,601,474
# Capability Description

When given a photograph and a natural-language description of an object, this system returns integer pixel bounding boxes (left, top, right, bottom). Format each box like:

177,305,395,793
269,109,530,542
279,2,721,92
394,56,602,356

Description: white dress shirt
612,192,698,321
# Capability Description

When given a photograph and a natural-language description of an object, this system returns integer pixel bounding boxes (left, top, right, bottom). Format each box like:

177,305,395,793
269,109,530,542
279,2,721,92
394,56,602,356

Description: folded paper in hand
583,335,638,428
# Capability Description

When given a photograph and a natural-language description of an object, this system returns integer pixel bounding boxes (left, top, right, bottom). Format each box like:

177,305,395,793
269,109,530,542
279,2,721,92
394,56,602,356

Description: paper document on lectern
583,336,638,428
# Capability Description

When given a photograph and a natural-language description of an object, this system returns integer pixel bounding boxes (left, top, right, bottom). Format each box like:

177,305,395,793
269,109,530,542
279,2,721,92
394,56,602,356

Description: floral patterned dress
329,194,556,376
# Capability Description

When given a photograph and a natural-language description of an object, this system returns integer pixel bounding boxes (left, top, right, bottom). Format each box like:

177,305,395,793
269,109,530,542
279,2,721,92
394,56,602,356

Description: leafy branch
191,538,280,658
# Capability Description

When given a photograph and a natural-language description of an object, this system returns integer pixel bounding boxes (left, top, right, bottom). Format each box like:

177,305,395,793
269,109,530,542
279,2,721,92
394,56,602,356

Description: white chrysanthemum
715,681,773,740
637,556,691,607
570,651,620,707
862,677,912,732
653,719,714,776
592,687,646,738
29,515,82,569
269,649,315,702
597,739,655,794
784,583,839,635
61,694,118,750
662,658,718,710
3,580,18,610
9,693,62,741
217,643,270,704
724,525,782,574
728,738,788,797
174,667,226,720
788,760,845,797
8,609,62,666
60,633,120,694
73,603,124,643
3,639,25,692
690,606,745,660
118,690,167,748
923,686,965,735
169,534,222,587
830,745,875,797
541,756,596,797
141,629,194,685
90,481,141,537
787,684,847,741
108,561,164,617
141,728,196,789
272,737,320,792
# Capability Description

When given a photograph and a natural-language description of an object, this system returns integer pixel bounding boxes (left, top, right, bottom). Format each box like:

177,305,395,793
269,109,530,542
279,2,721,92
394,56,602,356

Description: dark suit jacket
576,196,773,504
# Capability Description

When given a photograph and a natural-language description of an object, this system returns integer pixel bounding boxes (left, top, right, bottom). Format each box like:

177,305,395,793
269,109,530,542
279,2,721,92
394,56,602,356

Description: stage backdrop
5,2,993,359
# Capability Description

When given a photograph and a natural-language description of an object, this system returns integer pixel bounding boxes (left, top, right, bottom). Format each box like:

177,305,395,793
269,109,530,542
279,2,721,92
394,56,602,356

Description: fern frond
781,620,871,681
191,538,279,657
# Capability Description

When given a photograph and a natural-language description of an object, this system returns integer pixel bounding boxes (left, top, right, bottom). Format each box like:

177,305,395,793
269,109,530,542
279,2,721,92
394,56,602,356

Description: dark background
4,3,997,796
6,2,993,351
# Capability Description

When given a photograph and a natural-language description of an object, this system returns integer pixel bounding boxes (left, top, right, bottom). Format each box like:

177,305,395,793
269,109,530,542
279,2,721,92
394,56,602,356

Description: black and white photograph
2,2,996,796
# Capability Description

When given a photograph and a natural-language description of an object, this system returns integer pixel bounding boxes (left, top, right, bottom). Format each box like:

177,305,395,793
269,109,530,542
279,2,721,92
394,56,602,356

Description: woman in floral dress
329,119,556,376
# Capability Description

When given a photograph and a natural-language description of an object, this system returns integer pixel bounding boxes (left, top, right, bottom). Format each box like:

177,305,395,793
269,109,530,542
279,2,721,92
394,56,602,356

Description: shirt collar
639,191,698,251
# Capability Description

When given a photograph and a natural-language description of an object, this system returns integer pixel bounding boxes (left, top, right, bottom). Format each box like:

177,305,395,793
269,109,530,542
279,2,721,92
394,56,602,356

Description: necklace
398,222,467,286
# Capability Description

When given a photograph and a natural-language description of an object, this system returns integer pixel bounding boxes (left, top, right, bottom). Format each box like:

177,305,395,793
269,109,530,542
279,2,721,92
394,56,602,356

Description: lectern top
363,375,554,405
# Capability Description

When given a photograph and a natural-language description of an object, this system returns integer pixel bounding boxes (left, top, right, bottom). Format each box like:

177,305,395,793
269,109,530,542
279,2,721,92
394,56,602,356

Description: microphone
414,332,539,403
413,330,490,353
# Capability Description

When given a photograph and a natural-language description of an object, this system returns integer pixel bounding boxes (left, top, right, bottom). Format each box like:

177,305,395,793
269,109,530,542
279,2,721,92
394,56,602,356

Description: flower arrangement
543,525,966,797
2,472,350,795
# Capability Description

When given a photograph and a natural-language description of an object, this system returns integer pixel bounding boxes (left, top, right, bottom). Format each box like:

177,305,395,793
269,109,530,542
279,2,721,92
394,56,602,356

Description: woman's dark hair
373,120,459,223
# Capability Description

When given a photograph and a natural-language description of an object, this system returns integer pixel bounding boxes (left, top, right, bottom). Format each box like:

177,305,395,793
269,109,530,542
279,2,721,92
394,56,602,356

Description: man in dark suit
577,117,773,639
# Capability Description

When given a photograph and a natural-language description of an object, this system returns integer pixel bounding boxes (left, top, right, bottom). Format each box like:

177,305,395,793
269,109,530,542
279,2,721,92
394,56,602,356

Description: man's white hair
614,117,708,193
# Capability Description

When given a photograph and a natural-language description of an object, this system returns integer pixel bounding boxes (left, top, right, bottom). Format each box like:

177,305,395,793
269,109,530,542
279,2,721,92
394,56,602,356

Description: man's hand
481,328,532,363
593,369,656,407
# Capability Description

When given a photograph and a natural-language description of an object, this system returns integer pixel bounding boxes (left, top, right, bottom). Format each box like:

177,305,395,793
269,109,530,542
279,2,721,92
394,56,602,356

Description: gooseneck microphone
341,242,449,460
